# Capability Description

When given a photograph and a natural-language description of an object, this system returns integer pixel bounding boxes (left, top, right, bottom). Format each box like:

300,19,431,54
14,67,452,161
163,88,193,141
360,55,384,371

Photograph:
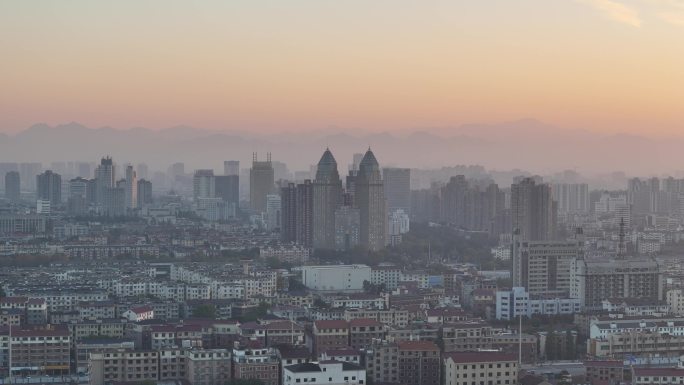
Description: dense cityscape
5,1,684,385
0,145,683,385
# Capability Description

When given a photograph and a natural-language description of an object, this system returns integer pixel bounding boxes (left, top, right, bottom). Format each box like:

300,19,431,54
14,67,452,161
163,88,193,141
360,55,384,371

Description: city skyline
2,1,684,135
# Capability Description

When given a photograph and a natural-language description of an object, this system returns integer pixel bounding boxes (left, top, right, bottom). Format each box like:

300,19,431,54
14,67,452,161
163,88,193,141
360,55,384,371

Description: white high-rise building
193,169,215,200
266,194,281,231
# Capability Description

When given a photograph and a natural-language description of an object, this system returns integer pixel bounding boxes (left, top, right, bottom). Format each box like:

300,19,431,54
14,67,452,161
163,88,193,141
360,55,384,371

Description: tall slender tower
355,148,387,251
510,177,556,241
313,148,343,249
95,157,115,206
4,171,20,203
125,165,137,210
250,153,275,213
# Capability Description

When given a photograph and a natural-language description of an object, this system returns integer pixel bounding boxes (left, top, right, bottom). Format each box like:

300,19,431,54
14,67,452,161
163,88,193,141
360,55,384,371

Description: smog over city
1,2,684,385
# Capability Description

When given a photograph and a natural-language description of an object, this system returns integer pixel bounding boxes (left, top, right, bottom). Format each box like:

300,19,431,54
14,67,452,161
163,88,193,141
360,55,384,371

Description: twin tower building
281,148,387,252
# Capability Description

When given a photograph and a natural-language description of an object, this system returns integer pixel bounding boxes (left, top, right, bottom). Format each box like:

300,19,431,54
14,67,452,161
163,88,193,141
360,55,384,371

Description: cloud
578,0,643,27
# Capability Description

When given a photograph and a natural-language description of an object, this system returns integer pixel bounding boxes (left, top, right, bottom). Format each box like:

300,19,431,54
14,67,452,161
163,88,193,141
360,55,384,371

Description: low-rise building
444,352,518,385
284,361,366,385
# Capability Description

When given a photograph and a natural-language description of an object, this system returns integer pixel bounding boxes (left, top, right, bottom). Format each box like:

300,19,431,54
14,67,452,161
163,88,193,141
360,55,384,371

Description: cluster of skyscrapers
277,148,390,251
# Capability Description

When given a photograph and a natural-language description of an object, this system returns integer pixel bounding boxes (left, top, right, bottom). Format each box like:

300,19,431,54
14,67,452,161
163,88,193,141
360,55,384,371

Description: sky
1,0,684,135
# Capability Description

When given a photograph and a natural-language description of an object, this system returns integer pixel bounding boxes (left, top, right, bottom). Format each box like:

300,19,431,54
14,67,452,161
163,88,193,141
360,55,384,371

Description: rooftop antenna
253,152,257,162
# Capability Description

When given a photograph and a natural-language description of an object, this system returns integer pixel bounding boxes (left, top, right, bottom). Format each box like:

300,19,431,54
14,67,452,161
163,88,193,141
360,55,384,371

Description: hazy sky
2,1,684,135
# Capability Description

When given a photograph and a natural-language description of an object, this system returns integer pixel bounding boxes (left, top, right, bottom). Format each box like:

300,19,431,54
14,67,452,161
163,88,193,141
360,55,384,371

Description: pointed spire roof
315,148,340,182
358,148,381,181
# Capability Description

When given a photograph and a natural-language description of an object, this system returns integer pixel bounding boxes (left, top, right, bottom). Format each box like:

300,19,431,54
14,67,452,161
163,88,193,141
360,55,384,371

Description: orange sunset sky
1,0,684,135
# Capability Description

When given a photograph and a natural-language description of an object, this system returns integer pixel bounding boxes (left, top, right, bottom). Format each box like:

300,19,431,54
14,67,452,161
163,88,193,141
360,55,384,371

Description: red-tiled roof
130,305,153,314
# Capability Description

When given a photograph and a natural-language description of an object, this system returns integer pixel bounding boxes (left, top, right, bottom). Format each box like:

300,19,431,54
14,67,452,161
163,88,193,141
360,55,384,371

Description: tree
193,304,216,319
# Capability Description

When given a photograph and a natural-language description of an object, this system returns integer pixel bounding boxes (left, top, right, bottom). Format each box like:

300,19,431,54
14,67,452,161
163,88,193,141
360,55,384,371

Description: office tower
0,163,18,190
571,257,663,311
334,205,360,251
95,157,115,205
383,168,411,214
215,175,239,209
628,177,660,216
19,162,42,191
552,183,590,213
511,239,583,297
136,163,149,180
312,148,343,249
350,153,364,172
68,177,88,198
137,179,153,208
5,171,20,202
511,177,557,241
36,170,62,205
193,169,215,199
250,153,275,212
441,175,467,225
224,160,240,176
355,148,387,251
272,161,290,182
280,180,313,247
266,194,281,231
124,165,137,210
101,180,126,216
410,186,441,223
67,177,89,215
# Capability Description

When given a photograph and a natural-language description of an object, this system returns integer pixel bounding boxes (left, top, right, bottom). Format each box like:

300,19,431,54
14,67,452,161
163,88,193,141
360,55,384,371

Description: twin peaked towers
282,148,388,251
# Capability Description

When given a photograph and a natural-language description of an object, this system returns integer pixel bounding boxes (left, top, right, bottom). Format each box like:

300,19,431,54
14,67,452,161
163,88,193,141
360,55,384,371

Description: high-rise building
124,165,137,210
67,177,89,215
224,160,240,176
383,168,411,214
0,163,18,190
19,162,42,191
313,148,342,249
215,175,239,209
334,205,360,251
36,170,62,205
355,148,387,251
193,169,215,199
511,239,583,297
4,171,20,202
266,194,281,231
94,157,115,206
571,257,663,311
552,183,590,213
511,177,557,241
250,153,275,212
137,179,153,208
280,180,313,247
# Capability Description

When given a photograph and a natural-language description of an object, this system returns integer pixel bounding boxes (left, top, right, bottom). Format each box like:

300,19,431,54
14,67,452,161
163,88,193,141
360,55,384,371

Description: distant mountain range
0,120,680,180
